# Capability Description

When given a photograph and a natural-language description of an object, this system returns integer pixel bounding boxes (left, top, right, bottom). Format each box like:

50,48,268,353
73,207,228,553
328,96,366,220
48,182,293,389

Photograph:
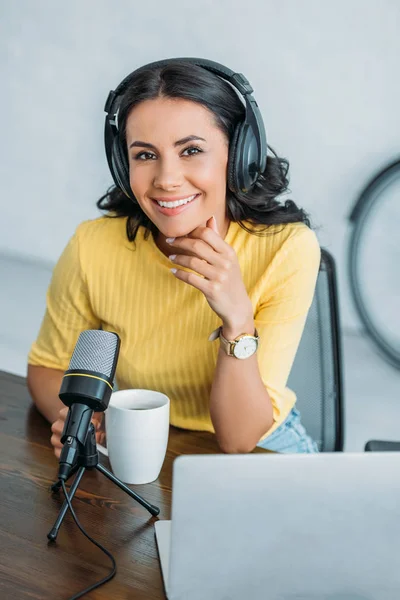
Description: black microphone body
58,404,93,480
57,330,120,481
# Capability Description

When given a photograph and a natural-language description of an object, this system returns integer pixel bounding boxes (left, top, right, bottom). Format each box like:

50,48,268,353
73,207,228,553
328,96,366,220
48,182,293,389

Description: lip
151,193,200,202
151,193,200,216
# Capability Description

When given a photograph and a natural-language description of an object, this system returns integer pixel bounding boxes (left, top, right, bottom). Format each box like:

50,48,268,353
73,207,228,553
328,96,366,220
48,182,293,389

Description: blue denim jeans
257,407,319,453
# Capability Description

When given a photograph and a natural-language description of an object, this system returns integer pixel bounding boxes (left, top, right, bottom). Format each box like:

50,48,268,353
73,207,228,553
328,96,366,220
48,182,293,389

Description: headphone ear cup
111,136,134,199
234,123,260,193
227,125,241,194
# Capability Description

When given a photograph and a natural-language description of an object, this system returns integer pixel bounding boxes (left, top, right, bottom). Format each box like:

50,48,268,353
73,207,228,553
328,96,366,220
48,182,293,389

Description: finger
54,448,61,459
172,268,220,296
170,225,226,254
169,237,231,268
96,431,106,445
206,215,220,235
51,433,63,449
170,254,218,280
59,407,69,419
92,413,104,430
195,217,221,239
51,420,64,435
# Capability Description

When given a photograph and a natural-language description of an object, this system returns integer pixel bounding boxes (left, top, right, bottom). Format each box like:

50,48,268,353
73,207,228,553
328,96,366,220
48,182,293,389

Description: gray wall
1,0,399,330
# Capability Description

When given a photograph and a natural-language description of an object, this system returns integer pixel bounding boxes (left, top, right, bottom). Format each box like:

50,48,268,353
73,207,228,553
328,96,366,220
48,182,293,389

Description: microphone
57,330,120,481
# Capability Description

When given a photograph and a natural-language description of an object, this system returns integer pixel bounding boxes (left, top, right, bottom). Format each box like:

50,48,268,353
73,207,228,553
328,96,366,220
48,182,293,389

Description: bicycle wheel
348,158,400,369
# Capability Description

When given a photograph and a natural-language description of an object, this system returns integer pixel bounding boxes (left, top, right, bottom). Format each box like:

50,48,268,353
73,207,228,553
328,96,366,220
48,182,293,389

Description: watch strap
219,329,235,356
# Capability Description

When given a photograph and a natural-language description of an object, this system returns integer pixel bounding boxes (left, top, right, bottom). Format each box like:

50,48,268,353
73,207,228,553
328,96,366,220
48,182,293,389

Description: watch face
233,336,258,359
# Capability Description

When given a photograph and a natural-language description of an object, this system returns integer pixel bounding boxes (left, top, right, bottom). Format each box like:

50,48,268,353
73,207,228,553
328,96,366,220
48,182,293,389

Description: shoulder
230,220,320,265
265,224,321,290
73,215,132,260
62,216,134,275
273,222,320,261
74,215,128,245
269,223,321,277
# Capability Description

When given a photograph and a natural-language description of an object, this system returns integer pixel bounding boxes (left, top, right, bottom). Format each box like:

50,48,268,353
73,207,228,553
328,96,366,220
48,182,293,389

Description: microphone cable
60,479,117,599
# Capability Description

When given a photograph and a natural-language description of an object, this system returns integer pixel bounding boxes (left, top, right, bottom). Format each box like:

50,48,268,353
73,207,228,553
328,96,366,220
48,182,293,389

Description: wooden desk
0,369,267,599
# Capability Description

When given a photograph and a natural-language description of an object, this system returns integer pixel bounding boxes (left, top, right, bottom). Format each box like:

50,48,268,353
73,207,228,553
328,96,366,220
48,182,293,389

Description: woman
27,58,320,456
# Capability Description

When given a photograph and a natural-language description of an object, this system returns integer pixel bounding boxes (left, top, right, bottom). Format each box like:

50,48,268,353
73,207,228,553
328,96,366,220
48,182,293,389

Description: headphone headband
104,58,255,115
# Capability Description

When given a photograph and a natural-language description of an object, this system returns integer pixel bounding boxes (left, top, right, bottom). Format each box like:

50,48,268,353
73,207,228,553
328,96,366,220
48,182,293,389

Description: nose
152,156,184,191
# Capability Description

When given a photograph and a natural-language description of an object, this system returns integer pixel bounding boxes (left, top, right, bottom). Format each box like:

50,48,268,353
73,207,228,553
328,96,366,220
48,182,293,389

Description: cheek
128,165,155,202
193,156,228,190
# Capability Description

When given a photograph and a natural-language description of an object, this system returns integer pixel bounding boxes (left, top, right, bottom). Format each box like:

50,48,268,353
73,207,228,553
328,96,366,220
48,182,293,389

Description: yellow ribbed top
28,215,320,439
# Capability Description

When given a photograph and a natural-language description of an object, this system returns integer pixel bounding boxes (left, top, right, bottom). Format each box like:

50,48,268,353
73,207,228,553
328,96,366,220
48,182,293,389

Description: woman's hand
168,216,254,333
50,408,105,459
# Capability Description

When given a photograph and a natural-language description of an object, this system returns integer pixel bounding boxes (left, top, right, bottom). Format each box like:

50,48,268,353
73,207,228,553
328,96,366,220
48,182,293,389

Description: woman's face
125,97,230,240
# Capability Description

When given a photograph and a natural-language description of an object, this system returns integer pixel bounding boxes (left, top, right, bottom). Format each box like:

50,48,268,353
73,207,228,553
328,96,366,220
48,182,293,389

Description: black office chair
287,248,345,452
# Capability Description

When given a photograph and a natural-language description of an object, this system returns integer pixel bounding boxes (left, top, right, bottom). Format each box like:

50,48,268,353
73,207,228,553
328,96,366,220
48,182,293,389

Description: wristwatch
210,326,259,359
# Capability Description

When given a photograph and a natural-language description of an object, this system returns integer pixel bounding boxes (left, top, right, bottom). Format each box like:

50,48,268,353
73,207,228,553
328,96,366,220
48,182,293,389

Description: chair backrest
287,248,344,452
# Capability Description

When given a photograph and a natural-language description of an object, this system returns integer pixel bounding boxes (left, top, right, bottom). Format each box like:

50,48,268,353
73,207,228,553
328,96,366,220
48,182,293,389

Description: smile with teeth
154,194,199,208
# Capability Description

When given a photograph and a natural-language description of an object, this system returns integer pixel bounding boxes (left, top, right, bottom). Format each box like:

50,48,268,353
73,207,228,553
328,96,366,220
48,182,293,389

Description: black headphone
104,57,267,198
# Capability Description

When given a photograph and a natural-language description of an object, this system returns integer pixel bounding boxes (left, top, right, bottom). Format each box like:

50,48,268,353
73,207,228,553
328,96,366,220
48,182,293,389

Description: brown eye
134,151,157,160
181,146,203,157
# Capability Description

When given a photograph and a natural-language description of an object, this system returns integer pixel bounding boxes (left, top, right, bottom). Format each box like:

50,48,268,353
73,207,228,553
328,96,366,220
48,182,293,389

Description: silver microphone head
60,330,121,411
68,330,120,379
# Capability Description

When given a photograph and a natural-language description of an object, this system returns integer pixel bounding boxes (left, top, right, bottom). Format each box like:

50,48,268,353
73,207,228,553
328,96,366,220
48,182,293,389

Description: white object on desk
97,388,170,484
155,452,400,600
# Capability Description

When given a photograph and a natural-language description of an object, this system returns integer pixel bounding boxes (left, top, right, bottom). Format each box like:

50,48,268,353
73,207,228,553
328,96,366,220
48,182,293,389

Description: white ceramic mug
97,389,170,484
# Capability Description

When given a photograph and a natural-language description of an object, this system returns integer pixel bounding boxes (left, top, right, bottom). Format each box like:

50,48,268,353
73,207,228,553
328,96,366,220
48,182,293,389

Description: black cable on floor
60,479,117,599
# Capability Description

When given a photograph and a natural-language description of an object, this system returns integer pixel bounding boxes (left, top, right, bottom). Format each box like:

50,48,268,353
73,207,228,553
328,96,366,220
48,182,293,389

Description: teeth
156,194,197,208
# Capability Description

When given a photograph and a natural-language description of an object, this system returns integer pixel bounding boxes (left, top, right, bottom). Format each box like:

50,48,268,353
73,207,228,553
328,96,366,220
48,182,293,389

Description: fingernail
166,237,175,244
169,254,176,261
171,268,177,274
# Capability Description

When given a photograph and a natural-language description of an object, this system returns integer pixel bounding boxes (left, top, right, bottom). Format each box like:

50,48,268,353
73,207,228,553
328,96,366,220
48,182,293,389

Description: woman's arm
27,364,65,423
27,225,103,453
169,217,275,452
169,218,320,454
209,319,273,453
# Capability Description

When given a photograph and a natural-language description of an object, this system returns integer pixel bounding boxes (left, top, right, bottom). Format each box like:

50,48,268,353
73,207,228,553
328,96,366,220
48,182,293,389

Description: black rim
348,159,400,369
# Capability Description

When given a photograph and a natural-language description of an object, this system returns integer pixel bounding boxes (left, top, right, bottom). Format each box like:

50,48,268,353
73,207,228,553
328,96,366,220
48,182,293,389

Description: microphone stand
47,423,159,541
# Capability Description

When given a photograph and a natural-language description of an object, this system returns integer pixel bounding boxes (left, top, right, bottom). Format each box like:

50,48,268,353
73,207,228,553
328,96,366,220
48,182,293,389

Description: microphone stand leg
47,466,86,542
95,463,160,516
48,424,160,544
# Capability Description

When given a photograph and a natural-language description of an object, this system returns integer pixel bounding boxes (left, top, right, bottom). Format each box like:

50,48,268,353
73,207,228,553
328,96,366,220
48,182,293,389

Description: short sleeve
28,228,101,370
255,227,321,422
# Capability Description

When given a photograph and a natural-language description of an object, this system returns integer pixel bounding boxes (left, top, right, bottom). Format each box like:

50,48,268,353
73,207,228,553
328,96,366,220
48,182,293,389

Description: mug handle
96,443,109,457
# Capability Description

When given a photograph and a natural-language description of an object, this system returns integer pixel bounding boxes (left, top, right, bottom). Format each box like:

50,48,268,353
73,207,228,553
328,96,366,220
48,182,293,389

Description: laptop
154,453,400,600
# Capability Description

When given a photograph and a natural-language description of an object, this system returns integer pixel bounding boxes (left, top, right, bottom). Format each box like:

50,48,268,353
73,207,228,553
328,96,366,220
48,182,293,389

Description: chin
156,218,205,239
159,224,194,238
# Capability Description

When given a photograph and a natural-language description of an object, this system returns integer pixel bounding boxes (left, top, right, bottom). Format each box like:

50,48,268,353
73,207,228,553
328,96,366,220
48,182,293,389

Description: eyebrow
128,135,206,150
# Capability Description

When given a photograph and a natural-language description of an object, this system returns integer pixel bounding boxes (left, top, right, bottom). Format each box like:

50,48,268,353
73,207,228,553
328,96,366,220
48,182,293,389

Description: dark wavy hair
97,61,310,241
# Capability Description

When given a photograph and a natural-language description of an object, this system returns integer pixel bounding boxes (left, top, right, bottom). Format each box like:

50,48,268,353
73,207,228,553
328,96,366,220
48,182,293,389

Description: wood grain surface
0,369,268,599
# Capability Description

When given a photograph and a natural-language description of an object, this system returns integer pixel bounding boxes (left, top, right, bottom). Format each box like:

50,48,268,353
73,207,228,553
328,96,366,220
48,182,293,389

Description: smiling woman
27,58,320,457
